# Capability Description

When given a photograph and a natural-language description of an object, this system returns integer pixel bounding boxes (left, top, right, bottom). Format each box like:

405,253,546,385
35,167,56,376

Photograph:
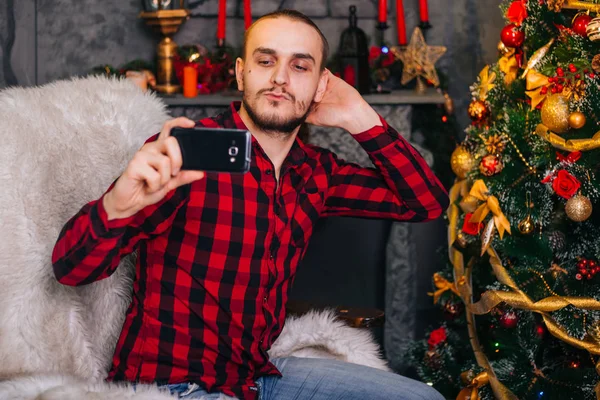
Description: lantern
338,5,371,94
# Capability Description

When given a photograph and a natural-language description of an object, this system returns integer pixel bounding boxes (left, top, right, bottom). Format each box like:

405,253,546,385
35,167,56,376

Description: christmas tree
409,1,600,399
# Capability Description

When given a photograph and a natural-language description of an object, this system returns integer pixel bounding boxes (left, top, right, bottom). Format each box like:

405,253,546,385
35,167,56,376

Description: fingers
168,170,205,191
161,136,183,176
143,135,182,176
131,151,172,191
158,117,195,141
146,152,172,187
131,161,163,193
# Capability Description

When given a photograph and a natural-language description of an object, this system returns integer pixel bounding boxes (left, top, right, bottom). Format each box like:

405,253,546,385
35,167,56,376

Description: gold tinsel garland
562,0,600,12
447,179,600,399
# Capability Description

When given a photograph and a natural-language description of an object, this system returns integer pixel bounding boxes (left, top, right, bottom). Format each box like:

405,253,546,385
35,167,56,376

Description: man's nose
270,63,289,86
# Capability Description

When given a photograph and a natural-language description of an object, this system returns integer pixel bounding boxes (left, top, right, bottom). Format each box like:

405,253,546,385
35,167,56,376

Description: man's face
236,18,327,135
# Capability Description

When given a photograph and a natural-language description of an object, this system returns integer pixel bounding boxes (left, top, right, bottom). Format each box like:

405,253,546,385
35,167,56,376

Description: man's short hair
242,9,330,71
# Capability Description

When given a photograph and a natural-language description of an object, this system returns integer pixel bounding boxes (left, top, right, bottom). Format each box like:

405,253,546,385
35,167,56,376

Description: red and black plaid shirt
52,102,449,400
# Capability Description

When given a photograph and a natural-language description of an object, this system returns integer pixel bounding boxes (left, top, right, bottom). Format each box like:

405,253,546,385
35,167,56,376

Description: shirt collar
229,101,307,168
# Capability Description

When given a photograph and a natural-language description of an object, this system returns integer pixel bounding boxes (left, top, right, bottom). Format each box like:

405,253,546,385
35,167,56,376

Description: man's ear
313,69,329,103
235,57,244,92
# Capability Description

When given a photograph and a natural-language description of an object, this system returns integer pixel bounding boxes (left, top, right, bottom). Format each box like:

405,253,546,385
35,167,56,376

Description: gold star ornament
391,27,447,87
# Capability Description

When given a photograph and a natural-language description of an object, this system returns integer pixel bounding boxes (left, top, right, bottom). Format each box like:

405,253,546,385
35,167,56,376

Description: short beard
242,92,312,138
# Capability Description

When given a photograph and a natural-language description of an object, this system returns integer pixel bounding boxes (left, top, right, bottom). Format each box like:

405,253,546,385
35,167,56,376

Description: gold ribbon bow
478,65,496,100
468,180,512,239
499,50,519,86
525,70,550,110
456,372,490,400
428,273,460,304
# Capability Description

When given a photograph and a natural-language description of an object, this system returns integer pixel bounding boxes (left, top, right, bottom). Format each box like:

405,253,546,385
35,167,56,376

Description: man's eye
258,60,272,66
294,65,307,71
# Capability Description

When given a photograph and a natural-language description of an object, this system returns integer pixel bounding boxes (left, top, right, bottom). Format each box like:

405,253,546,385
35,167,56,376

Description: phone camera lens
229,146,239,156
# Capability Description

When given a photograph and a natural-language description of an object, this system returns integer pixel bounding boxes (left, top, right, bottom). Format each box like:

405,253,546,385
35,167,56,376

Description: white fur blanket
0,76,388,400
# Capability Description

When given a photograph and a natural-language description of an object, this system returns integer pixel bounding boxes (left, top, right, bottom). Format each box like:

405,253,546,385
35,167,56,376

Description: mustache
256,88,295,102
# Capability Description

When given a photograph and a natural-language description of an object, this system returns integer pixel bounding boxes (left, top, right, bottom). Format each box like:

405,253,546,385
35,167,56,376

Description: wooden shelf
158,88,445,107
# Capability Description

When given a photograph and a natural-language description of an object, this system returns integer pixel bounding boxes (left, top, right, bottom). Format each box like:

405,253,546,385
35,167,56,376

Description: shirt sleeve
321,116,450,222
51,134,189,286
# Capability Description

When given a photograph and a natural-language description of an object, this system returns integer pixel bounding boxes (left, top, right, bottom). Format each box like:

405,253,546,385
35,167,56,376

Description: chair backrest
290,216,391,311
0,76,169,380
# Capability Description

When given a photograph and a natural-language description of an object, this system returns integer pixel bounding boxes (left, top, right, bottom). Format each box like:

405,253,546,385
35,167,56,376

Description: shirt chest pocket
285,187,324,248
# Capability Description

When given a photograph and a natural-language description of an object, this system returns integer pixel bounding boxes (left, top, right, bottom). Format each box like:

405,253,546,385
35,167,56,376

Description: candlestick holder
140,9,191,94
418,20,432,31
376,21,389,47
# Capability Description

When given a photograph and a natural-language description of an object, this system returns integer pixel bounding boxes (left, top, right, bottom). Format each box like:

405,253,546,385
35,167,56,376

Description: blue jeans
160,357,444,400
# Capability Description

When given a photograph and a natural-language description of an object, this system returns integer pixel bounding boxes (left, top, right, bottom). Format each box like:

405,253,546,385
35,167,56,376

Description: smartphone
170,127,252,173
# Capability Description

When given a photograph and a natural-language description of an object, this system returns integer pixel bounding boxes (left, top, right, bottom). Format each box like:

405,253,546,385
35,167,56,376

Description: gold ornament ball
568,112,586,129
518,215,535,235
566,195,593,222
541,94,570,134
450,146,475,179
468,100,490,124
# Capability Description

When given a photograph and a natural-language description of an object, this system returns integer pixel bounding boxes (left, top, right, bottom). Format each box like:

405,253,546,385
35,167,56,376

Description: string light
426,382,434,386
381,46,389,54
536,325,545,336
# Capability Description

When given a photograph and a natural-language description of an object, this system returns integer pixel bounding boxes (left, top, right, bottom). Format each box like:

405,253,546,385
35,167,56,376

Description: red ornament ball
443,300,464,321
572,14,593,37
479,154,504,176
499,310,519,329
501,24,525,48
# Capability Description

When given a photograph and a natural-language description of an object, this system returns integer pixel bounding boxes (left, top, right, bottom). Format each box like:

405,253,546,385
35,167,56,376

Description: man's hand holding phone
103,117,205,221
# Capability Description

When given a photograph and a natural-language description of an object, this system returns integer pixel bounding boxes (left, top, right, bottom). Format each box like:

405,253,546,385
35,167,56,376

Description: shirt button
269,254,274,260
263,296,268,302
265,169,272,175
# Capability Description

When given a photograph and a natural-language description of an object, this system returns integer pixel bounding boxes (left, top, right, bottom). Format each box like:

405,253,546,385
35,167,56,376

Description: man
52,9,448,400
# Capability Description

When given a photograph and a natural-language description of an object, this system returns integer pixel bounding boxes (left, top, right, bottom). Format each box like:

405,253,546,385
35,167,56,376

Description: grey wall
2,0,505,127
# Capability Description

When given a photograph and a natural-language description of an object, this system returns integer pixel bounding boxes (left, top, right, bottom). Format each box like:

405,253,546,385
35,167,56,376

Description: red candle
396,0,406,45
217,0,226,41
419,0,429,23
244,0,252,30
183,66,198,98
378,0,387,24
